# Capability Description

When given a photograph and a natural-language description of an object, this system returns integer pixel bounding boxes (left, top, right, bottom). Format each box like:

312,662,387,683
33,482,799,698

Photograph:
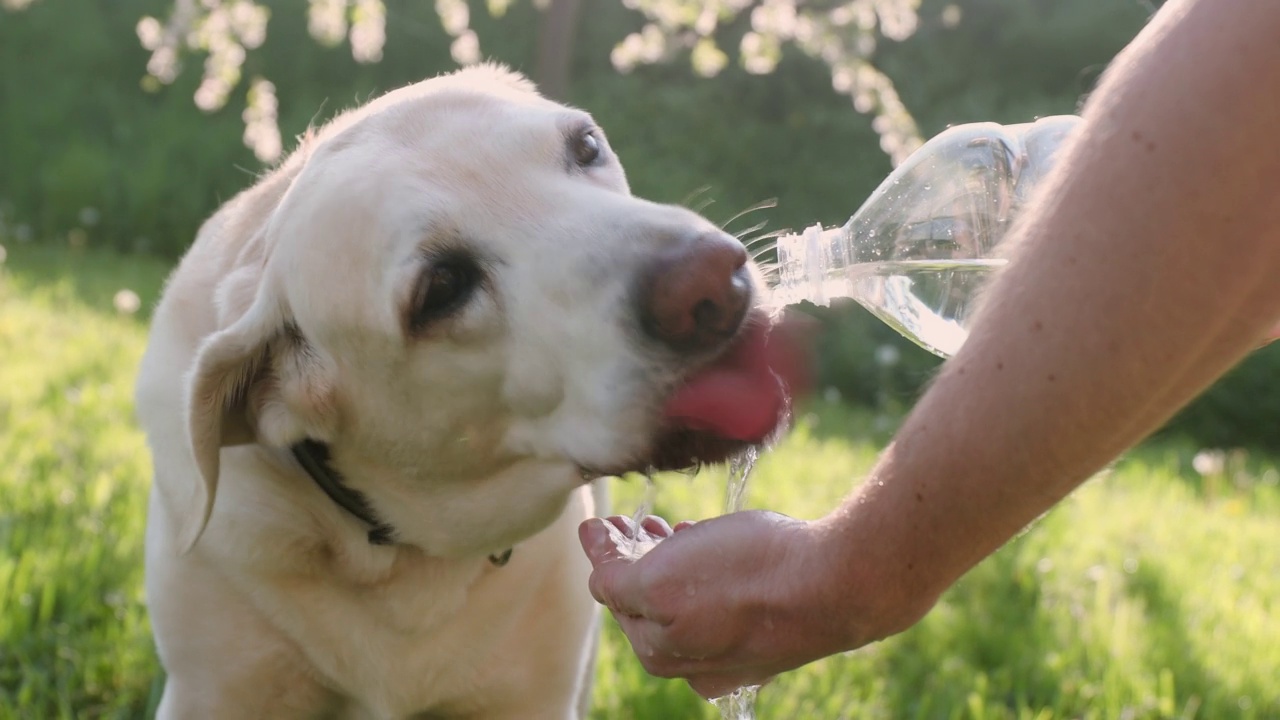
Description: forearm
817,0,1280,638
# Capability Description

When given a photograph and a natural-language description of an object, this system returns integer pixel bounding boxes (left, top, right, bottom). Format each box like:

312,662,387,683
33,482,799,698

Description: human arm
821,0,1280,636
581,0,1280,698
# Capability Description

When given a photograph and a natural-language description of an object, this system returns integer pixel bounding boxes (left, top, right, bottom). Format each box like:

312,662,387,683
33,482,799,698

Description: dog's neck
291,439,397,545
289,439,513,567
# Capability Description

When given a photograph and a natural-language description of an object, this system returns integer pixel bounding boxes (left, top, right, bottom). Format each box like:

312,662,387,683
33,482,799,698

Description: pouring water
707,444,765,719
767,115,1080,358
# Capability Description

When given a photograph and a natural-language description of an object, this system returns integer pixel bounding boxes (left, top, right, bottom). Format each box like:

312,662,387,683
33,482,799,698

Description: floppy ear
179,271,340,552
179,282,280,553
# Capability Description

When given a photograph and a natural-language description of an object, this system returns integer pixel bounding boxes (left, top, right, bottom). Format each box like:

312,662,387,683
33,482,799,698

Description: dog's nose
638,231,752,354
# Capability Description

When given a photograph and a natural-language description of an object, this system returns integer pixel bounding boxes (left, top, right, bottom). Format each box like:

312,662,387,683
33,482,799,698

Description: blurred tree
132,0,924,163
535,0,584,101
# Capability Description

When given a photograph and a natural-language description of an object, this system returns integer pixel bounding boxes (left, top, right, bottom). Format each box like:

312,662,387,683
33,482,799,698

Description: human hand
579,510,862,699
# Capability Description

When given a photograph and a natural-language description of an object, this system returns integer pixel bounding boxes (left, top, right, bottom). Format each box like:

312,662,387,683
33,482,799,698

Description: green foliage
2,244,1278,718
878,0,1157,134
0,0,1148,254
3,0,1277,457
0,0,257,255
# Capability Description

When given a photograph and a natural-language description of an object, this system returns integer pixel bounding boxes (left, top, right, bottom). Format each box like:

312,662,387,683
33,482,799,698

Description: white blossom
137,0,925,166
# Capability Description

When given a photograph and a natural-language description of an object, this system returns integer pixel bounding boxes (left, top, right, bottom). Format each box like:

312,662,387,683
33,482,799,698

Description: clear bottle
767,115,1082,358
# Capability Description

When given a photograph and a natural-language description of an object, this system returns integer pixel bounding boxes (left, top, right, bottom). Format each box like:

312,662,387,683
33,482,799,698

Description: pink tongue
662,315,813,443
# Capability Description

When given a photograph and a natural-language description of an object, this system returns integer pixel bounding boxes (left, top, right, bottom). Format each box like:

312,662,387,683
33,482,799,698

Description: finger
614,613,700,678
579,518,660,620
579,518,631,571
605,514,652,542
604,514,636,534
641,515,674,537
673,520,698,532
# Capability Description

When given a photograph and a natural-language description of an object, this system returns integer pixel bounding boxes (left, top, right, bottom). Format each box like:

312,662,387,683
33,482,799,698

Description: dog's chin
646,426,756,471
579,427,758,479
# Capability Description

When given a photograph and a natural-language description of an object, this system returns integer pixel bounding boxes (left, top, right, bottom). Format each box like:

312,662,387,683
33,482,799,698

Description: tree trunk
533,0,584,101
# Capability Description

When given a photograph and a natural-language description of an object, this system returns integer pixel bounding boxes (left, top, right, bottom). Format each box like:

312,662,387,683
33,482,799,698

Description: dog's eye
572,130,601,167
409,257,478,332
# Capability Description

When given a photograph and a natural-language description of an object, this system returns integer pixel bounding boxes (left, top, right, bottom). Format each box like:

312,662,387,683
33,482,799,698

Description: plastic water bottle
767,115,1082,357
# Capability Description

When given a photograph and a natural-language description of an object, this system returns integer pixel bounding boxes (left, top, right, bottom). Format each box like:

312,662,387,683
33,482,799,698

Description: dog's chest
267,553,541,716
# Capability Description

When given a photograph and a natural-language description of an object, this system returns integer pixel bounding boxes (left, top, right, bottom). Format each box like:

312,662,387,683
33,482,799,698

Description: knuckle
586,573,608,605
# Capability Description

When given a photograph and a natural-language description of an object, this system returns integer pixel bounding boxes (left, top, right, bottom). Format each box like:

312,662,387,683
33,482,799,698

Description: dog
134,64,794,719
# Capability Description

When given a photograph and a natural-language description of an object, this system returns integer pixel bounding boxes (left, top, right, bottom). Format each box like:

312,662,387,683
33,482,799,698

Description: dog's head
181,65,805,557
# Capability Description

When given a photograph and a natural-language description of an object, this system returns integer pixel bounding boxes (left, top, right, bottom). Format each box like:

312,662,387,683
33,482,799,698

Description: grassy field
1,242,1278,719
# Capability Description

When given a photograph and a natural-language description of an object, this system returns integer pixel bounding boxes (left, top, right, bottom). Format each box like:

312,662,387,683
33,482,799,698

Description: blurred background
2,0,1277,444
1,1,1278,718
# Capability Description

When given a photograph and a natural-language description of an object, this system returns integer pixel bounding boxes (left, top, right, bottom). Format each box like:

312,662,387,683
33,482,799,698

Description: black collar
289,439,513,567
291,439,397,545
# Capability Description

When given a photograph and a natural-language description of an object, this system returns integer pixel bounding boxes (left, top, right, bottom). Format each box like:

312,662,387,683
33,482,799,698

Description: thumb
579,518,660,620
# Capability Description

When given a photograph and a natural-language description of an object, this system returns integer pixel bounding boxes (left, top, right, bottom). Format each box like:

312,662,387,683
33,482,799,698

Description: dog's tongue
663,314,814,443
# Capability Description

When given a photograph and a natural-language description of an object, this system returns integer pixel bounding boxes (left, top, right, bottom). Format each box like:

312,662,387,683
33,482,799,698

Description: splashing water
711,685,761,720
708,443,771,718
724,445,759,515
707,373,792,719
619,471,658,560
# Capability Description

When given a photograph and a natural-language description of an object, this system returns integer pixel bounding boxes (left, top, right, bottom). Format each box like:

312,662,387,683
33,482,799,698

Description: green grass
0,244,165,718
2,242,1278,719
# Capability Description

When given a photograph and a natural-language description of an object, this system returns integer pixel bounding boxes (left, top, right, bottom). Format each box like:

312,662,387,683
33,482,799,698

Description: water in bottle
767,115,1082,357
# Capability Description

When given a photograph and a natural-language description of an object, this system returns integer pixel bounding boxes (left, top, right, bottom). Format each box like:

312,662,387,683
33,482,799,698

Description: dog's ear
179,267,340,552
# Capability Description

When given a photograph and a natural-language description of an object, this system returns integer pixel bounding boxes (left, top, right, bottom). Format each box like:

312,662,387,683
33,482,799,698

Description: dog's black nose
638,231,752,354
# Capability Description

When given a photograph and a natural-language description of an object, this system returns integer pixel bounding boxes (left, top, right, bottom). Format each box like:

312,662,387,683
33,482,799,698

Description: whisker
681,185,714,207
734,220,771,245
681,185,718,215
751,246,781,263
744,232,788,261
692,196,717,215
745,233,784,250
720,198,778,231
741,228,788,249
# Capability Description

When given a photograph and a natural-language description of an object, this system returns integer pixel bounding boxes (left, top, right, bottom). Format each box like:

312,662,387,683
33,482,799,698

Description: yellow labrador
135,65,793,719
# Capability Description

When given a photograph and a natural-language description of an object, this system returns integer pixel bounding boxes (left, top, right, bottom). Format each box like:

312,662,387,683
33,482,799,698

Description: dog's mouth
582,311,813,478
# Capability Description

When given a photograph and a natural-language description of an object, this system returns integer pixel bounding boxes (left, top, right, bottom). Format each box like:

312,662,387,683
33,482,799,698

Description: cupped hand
578,510,857,699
